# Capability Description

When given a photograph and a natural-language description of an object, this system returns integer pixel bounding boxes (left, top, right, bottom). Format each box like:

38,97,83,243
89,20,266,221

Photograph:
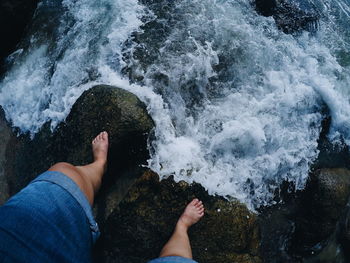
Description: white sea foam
1,0,350,209
0,0,145,134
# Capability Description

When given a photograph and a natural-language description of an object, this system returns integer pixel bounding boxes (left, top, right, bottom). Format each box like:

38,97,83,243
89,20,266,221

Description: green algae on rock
98,170,261,263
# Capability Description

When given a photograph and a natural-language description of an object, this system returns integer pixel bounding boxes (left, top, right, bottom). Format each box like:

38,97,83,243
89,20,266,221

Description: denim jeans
148,256,198,263
0,171,99,263
0,171,198,263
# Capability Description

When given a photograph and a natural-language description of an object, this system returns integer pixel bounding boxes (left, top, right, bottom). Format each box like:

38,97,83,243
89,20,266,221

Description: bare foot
177,199,205,231
92,131,109,171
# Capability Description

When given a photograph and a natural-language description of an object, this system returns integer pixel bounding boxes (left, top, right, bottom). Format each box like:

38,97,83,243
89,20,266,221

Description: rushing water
0,0,350,209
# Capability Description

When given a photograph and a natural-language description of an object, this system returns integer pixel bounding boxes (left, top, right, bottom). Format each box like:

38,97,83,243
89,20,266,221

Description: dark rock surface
4,85,154,222
0,0,39,72
0,107,12,205
259,202,298,263
97,170,261,263
254,0,320,34
259,168,350,262
291,168,350,256
338,203,350,261
314,116,350,171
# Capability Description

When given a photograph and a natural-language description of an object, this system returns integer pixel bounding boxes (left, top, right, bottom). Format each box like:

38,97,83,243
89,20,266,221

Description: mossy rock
56,85,154,166
98,171,261,263
5,85,154,210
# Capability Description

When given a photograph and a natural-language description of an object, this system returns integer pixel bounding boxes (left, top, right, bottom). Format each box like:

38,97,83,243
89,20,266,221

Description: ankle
95,158,105,164
176,220,189,233
92,159,106,169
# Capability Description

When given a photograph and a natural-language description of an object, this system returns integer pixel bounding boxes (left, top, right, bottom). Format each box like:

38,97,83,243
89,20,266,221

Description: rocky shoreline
1,84,350,263
1,0,350,262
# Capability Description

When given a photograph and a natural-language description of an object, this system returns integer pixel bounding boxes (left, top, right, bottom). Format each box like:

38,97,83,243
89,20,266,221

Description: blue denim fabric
0,171,99,263
32,171,100,243
148,256,198,263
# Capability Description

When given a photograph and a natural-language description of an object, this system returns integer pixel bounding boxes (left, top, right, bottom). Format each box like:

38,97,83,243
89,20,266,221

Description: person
0,131,205,263
149,198,205,263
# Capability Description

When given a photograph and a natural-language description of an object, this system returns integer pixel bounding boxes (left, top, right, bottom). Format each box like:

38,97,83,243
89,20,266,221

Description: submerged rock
98,171,261,263
255,0,319,33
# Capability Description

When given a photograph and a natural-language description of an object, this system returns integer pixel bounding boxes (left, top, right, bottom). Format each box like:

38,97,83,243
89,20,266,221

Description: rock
0,0,39,72
0,107,12,204
258,202,298,263
97,171,261,263
257,168,350,262
290,168,350,257
5,85,154,222
338,204,350,261
57,85,154,165
254,0,319,34
313,116,350,170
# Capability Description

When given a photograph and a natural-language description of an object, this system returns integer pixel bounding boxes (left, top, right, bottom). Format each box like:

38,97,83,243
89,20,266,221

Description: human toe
102,131,108,140
195,201,202,208
191,198,199,206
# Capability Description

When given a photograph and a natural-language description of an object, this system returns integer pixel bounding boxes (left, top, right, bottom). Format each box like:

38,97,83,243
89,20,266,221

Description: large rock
97,171,261,263
5,85,154,221
255,0,319,34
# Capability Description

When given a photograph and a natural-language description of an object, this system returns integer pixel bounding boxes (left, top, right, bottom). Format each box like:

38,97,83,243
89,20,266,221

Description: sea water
0,0,350,209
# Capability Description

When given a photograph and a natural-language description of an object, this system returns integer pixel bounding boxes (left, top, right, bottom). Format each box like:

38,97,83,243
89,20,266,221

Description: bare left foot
92,131,108,172
177,199,205,231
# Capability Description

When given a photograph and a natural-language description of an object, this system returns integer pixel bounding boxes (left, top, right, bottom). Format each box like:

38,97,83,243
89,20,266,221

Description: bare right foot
177,199,205,231
92,131,109,172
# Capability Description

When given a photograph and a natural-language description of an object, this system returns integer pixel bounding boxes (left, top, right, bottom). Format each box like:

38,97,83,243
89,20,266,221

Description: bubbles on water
0,0,145,134
122,0,347,208
1,0,350,209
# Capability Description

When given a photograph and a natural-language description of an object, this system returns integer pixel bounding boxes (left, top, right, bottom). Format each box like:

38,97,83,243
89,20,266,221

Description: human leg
159,199,205,259
48,131,108,205
0,131,108,262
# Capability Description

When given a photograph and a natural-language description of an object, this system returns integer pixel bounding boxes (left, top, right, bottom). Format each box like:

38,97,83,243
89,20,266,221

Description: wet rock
0,107,11,204
313,115,350,170
5,85,154,219
254,0,319,34
98,171,261,263
290,168,350,257
0,0,39,72
338,204,350,261
257,168,350,262
258,202,298,263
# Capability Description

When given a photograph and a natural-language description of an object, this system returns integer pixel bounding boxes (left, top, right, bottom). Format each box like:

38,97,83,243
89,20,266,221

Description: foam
1,0,350,209
0,0,145,134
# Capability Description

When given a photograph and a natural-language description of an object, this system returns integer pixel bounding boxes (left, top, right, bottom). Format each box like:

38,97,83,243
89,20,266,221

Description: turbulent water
1,0,350,209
